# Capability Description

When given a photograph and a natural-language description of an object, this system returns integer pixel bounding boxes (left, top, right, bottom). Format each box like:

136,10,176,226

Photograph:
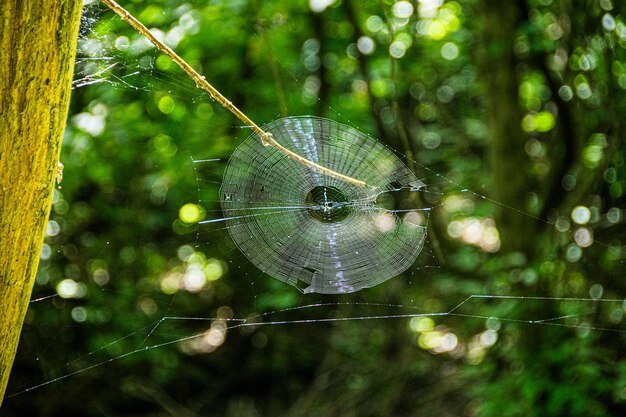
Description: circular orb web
220,116,428,294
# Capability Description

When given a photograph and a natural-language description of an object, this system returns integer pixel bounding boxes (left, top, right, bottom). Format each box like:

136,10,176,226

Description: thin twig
101,0,366,187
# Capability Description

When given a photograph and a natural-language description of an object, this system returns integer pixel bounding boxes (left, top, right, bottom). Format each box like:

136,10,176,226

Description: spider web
5,1,626,411
217,116,427,294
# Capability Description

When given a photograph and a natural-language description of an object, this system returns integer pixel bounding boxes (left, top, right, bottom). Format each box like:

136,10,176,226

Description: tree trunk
0,0,82,404
478,0,534,253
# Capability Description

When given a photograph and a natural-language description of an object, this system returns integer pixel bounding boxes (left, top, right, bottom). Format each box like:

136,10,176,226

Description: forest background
3,0,626,416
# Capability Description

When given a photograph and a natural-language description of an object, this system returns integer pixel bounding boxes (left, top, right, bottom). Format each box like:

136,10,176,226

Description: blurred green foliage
4,0,626,416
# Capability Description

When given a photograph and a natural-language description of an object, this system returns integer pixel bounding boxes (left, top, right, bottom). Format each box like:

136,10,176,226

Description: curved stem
101,0,366,187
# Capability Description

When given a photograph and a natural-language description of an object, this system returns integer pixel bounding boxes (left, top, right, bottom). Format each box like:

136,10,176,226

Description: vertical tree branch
344,0,388,143
310,9,329,117
477,0,534,253
250,0,289,117
0,0,83,404
529,0,579,220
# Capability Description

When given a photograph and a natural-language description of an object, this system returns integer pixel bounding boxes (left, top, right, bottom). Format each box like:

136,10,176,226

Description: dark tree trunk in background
478,0,535,253
0,0,82,404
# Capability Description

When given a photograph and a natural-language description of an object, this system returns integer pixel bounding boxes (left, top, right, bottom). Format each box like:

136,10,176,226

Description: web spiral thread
220,116,428,294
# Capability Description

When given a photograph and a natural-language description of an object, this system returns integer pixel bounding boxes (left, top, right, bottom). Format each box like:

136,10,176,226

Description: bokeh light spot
392,1,414,19
158,95,175,114
179,203,204,224
56,278,87,299
441,42,459,60
571,206,591,225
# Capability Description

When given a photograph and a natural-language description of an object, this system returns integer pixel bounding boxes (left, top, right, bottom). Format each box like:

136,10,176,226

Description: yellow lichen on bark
0,0,82,404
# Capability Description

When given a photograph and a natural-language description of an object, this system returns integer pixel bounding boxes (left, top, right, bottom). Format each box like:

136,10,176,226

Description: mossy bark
0,0,82,404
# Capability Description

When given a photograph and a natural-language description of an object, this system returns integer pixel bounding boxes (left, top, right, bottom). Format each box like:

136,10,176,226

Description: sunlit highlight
159,251,224,294
447,217,501,252
179,203,204,224
374,212,396,232
56,278,88,299
180,319,228,355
